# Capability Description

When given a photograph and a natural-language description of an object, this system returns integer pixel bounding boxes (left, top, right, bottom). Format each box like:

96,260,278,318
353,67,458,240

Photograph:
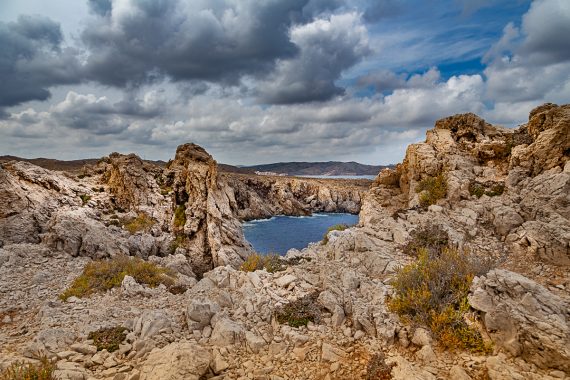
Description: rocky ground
0,103,569,379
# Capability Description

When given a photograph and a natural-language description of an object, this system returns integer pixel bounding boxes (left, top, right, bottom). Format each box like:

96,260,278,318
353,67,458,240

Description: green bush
275,292,321,328
88,326,127,352
79,194,91,206
122,212,155,234
416,174,447,208
470,182,505,198
0,357,55,380
59,256,175,300
402,224,449,258
173,205,186,228
322,223,350,245
387,247,492,352
240,253,283,273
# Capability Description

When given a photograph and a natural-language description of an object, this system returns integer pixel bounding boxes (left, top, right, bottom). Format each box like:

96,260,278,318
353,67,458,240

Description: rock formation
224,173,366,220
0,104,569,379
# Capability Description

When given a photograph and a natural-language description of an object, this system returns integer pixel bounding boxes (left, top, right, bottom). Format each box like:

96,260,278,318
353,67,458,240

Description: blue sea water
242,213,359,255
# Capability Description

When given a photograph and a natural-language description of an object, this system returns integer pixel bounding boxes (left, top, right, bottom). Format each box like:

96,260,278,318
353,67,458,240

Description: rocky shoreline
0,103,569,379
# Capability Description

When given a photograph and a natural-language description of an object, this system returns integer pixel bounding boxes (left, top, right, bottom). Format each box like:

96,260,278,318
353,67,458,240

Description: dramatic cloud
0,15,81,113
0,0,568,165
258,12,370,104
81,0,313,87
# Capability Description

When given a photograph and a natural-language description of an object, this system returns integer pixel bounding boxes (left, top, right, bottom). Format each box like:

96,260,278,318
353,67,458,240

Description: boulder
469,269,570,371
139,342,211,380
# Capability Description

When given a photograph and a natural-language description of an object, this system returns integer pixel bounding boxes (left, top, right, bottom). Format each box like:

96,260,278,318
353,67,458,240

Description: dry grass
365,352,393,380
387,247,492,352
0,357,55,380
173,205,186,228
88,326,127,352
275,292,321,328
322,223,350,245
402,224,450,258
122,212,155,234
240,253,283,273
59,256,176,300
416,174,447,208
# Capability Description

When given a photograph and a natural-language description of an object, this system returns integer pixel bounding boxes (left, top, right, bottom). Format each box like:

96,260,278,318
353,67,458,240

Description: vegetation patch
122,212,155,234
275,292,321,328
402,224,449,258
0,357,55,380
387,247,492,352
365,352,393,380
416,174,447,208
240,253,283,273
169,234,188,254
88,326,127,352
79,194,91,206
173,205,186,228
59,256,175,300
322,223,350,245
469,182,505,198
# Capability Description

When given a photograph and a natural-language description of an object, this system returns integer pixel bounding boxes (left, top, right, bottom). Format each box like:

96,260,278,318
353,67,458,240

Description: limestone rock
139,342,211,380
469,269,570,371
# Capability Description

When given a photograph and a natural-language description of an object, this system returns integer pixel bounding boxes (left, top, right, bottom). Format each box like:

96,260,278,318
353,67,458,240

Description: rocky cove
0,103,569,379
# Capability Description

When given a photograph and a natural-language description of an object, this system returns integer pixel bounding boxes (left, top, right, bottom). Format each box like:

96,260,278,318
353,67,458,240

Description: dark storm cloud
81,0,312,88
258,12,370,104
87,0,112,16
0,15,81,111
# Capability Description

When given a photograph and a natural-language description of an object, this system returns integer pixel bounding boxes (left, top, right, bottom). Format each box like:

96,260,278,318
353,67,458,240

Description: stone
415,345,436,364
275,274,297,287
70,343,97,356
449,365,472,380
210,318,245,346
469,269,570,372
139,342,211,380
321,343,347,362
411,328,432,347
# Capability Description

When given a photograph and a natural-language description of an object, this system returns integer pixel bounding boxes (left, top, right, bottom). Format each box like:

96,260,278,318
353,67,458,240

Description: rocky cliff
0,104,569,380
223,173,366,220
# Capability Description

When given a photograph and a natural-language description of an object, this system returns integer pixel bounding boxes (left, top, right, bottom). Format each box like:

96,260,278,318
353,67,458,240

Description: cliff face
163,143,252,274
223,173,366,220
367,103,569,265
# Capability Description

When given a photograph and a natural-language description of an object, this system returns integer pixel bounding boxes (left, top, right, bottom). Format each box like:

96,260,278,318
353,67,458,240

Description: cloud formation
0,0,568,165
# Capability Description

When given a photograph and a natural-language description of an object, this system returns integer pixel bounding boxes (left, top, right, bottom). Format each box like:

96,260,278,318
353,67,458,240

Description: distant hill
0,155,167,172
242,161,393,176
0,155,392,177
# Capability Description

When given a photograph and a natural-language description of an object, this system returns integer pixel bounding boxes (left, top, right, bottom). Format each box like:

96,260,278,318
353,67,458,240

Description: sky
0,0,569,165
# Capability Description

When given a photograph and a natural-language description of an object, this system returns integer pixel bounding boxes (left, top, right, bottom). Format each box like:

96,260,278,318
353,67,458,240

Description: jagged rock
469,269,570,371
210,318,245,346
388,355,436,380
165,143,253,275
139,342,211,380
100,153,162,210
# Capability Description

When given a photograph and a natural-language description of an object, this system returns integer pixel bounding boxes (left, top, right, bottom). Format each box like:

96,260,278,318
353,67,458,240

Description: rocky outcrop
367,103,570,265
469,269,570,372
164,143,253,274
98,153,163,211
139,342,211,380
223,173,366,220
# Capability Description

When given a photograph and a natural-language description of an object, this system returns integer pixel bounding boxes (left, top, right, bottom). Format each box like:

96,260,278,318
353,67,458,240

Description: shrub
122,212,155,234
365,352,393,380
173,205,186,228
275,292,321,328
169,234,188,254
322,224,350,245
402,224,449,258
79,194,91,206
240,253,283,273
416,174,447,208
59,256,175,300
0,357,55,380
470,182,505,198
387,247,492,352
88,326,127,353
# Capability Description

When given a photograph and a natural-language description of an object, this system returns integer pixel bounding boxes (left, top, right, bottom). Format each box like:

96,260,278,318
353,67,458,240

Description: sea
242,212,359,255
